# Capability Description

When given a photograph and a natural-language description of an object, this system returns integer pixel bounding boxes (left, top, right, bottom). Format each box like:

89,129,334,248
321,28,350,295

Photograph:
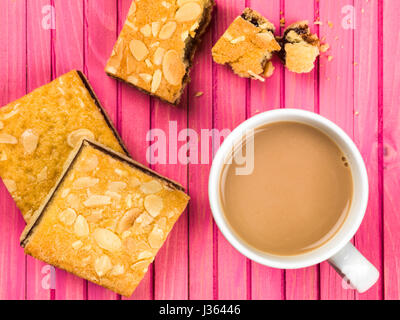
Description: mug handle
328,242,379,293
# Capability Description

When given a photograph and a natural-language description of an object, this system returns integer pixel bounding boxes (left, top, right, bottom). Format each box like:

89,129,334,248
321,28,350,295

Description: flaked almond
37,166,48,182
74,215,90,237
263,61,275,78
67,129,95,148
190,21,199,33
111,264,125,276
126,20,138,31
148,226,164,248
0,121,4,129
138,251,153,260
61,188,70,198
153,47,165,66
93,228,122,252
130,260,150,273
175,2,201,22
145,58,153,68
124,237,136,252
181,31,189,41
73,177,99,189
161,1,171,8
177,0,199,6
129,39,149,61
60,208,77,226
3,179,16,193
151,69,162,93
105,191,121,200
144,195,164,217
67,194,81,210
140,24,152,37
140,180,162,194
150,41,160,48
79,154,98,172
127,76,139,85
0,133,18,144
105,65,117,75
135,212,154,228
159,21,177,40
248,70,265,82
128,1,136,15
1,106,19,120
152,22,161,37
115,168,127,176
84,195,111,207
86,209,103,223
223,32,233,41
125,194,133,208
139,73,152,83
0,151,7,161
157,217,167,229
126,54,136,75
94,255,113,277
108,181,127,192
231,36,245,44
72,240,83,250
162,50,185,86
117,208,141,234
121,230,131,239
130,177,141,188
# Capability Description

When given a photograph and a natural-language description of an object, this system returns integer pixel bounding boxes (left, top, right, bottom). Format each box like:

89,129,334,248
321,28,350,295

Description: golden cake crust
212,8,280,81
21,140,190,297
0,71,128,222
106,0,214,105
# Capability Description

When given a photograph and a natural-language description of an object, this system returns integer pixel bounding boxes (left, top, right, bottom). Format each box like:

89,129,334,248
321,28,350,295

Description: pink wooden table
0,0,398,300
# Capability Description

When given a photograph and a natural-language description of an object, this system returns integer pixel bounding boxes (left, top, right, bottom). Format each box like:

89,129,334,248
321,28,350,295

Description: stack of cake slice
0,70,189,297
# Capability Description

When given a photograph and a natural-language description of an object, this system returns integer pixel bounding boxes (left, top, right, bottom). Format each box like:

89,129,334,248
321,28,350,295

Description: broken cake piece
0,70,128,222
105,0,215,105
278,21,322,73
212,8,281,81
20,140,190,297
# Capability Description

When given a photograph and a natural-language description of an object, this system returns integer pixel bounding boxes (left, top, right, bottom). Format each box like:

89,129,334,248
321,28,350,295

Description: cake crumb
328,21,334,28
355,111,360,116
195,92,204,97
320,43,330,53
327,55,333,61
280,18,286,27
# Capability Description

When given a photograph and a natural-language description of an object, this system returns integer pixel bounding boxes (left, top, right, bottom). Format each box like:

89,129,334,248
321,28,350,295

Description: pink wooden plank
152,100,189,300
26,0,53,300
84,0,119,300
383,0,400,300
118,0,153,301
283,0,319,300
0,0,27,300
214,0,248,300
247,0,284,300
318,0,355,300
187,12,214,300
353,0,382,300
53,0,86,300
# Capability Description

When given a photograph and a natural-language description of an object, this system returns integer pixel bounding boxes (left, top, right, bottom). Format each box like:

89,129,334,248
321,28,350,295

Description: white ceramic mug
209,109,379,293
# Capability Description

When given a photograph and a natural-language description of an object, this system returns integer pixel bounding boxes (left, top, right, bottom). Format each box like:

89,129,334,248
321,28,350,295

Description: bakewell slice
105,0,215,105
278,21,322,73
0,70,128,222
21,140,190,297
212,8,281,81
